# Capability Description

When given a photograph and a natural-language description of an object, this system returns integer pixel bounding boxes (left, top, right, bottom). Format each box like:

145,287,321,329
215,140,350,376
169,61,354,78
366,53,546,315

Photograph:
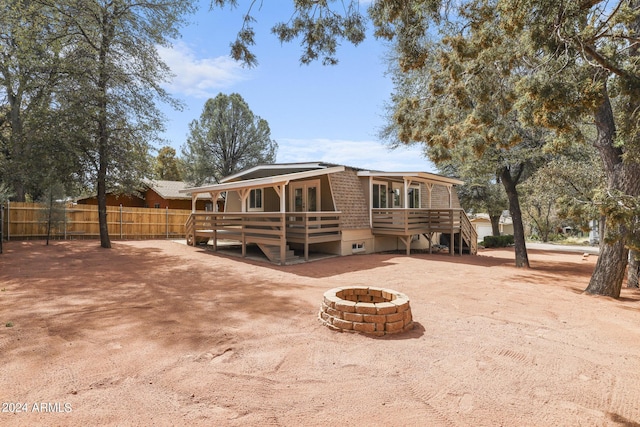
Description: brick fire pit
319,286,414,336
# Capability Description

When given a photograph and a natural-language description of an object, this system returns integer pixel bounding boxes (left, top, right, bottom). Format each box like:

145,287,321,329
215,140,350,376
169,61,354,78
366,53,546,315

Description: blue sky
157,0,436,172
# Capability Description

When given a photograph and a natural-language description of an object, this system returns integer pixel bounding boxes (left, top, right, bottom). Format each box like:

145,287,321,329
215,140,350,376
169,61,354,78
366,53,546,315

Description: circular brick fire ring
319,287,414,336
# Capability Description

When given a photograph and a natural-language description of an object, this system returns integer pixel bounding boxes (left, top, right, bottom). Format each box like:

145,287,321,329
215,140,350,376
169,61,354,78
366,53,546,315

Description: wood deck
185,212,342,264
371,208,478,255
185,208,477,264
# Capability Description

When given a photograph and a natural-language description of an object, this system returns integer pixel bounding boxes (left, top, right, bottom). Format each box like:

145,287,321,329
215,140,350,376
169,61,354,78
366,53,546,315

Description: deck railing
186,209,477,259
371,208,477,254
285,212,342,260
185,211,342,261
186,212,284,245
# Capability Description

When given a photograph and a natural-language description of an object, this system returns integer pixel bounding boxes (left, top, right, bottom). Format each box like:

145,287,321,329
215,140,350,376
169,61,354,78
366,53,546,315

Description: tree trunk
96,107,111,248
587,229,628,297
623,1,640,291
584,80,640,297
97,166,111,249
96,16,112,249
490,214,501,236
0,204,4,254
628,249,639,288
500,166,530,268
7,89,27,202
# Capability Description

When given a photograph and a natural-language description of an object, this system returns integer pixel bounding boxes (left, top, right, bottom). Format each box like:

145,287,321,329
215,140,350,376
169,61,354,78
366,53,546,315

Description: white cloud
276,138,436,172
157,41,249,98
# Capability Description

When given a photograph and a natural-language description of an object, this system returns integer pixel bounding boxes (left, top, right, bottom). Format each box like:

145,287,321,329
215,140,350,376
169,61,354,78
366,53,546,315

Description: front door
291,180,320,212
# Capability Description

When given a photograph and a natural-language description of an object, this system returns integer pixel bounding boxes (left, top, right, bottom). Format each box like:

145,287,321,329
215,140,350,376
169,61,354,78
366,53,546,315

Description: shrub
482,235,514,248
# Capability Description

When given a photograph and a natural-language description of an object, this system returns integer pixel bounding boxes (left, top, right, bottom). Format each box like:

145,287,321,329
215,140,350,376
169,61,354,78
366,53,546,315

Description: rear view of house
182,162,477,264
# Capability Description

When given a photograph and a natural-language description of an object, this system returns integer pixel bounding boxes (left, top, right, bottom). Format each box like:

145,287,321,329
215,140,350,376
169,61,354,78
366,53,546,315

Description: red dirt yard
1,240,640,426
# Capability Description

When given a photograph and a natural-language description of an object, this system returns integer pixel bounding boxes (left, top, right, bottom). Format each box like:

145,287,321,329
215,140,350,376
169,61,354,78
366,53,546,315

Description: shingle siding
430,184,461,209
328,170,370,229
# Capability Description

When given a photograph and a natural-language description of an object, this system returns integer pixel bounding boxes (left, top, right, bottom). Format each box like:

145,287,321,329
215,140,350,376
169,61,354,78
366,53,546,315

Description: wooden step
256,243,300,264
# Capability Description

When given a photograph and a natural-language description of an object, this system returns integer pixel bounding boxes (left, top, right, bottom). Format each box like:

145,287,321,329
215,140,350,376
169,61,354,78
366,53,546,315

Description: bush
482,235,514,248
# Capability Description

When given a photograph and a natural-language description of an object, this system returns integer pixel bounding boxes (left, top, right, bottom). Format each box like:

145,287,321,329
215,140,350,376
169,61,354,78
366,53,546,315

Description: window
392,188,401,207
408,186,420,208
248,188,263,211
154,203,160,208
372,182,388,208
352,242,365,253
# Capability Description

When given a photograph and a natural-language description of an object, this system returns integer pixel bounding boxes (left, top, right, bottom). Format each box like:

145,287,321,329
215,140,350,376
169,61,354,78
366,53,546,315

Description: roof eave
181,165,346,195
356,171,464,186
220,162,329,183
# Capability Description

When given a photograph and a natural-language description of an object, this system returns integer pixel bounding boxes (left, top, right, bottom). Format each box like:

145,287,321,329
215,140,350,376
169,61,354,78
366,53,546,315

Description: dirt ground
1,240,640,427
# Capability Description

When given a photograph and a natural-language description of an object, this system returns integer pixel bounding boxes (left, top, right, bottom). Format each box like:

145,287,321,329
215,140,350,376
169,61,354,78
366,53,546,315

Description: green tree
378,4,553,268
37,181,66,246
0,0,64,201
499,0,640,297
181,93,277,185
49,0,196,248
369,0,640,295
521,147,603,242
520,173,560,243
154,146,183,181
433,148,508,236
212,0,367,66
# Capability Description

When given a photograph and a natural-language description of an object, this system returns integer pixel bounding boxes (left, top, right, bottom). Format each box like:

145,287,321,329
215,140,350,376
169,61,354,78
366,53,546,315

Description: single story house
181,162,477,264
77,179,223,211
470,213,514,241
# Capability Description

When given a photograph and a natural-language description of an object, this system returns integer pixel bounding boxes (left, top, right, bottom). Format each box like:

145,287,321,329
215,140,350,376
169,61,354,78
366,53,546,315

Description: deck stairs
256,243,300,264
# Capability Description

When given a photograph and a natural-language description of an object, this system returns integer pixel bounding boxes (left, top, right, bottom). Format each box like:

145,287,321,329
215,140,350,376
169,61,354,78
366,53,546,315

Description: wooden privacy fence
1,202,191,241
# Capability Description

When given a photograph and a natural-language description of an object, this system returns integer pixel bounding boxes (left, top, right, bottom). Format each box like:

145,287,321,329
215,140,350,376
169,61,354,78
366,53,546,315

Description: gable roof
181,162,464,196
143,179,192,200
76,179,211,203
182,166,346,195
219,162,348,183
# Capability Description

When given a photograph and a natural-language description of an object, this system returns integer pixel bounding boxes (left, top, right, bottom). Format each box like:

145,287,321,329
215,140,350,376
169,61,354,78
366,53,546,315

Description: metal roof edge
181,165,346,194
356,171,464,186
219,162,329,183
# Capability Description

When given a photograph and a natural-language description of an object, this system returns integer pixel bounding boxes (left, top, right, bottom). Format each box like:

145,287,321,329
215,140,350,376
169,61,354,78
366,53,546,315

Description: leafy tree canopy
182,93,277,185
153,146,183,181
51,0,196,248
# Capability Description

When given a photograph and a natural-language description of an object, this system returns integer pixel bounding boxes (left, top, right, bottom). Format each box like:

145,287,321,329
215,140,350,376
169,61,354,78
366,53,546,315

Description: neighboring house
182,162,477,264
470,213,514,242
77,179,223,211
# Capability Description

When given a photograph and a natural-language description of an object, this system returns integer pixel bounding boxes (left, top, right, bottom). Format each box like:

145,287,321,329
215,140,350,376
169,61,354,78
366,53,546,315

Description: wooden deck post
274,184,287,265
401,236,411,255
304,214,309,261
213,213,218,251
280,212,286,265
242,229,246,258
449,210,454,256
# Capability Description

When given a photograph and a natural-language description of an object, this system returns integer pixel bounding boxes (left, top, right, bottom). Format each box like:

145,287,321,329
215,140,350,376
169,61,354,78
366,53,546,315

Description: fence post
64,203,67,240
6,200,9,241
120,204,123,240
166,206,169,239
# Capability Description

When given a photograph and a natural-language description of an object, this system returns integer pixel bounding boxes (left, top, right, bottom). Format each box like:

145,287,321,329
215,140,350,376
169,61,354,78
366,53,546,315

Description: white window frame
290,179,321,212
391,187,401,208
408,185,421,209
372,181,388,209
247,188,264,211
